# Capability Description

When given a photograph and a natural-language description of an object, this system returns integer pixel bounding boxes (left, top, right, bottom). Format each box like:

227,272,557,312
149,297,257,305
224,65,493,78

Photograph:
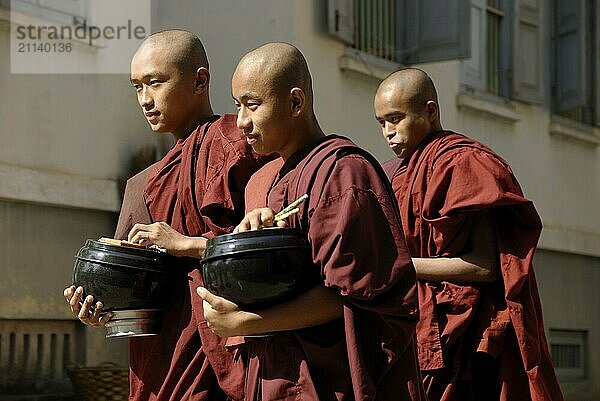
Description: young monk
63,30,268,401
374,68,564,401
196,42,426,401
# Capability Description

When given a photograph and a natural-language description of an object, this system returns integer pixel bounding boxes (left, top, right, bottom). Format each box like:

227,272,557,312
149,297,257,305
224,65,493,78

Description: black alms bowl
201,228,320,310
72,239,174,311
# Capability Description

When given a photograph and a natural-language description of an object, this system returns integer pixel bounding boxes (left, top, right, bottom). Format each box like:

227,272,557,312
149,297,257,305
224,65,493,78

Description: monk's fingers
276,220,288,228
197,287,238,312
68,287,84,313
248,213,264,230
89,301,106,325
246,208,275,230
202,300,216,326
64,285,75,301
88,302,112,327
129,230,155,246
77,295,96,322
258,209,276,228
196,286,214,304
98,311,114,326
127,223,153,242
235,208,277,233
234,216,251,233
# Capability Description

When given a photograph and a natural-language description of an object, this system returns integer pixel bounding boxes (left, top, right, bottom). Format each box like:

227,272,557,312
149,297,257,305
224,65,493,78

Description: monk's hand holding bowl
197,286,253,337
63,285,113,327
234,208,287,233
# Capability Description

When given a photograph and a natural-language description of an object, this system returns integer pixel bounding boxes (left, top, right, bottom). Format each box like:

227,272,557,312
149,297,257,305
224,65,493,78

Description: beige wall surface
0,200,128,370
534,249,600,401
0,27,161,181
0,201,115,319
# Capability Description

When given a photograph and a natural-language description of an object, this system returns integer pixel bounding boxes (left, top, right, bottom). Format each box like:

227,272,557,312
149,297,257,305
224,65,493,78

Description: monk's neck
171,110,216,141
279,118,325,161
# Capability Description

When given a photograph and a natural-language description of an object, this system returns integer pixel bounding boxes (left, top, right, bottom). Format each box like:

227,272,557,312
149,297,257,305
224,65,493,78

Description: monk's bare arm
198,285,343,337
128,222,207,258
412,210,499,283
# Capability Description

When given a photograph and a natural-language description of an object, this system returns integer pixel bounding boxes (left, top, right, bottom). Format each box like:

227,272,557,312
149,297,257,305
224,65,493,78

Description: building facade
0,1,597,400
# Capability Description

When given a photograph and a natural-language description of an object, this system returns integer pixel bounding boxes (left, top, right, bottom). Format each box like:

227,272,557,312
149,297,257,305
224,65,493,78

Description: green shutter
461,0,486,91
512,0,544,104
399,0,471,64
328,0,355,45
555,0,586,112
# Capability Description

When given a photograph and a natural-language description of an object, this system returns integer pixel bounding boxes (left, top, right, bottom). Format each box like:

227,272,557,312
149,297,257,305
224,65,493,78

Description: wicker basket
66,362,129,401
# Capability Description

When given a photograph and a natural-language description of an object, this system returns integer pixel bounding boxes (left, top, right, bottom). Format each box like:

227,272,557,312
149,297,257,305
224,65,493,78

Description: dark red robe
114,114,265,401
385,130,564,401
239,135,425,401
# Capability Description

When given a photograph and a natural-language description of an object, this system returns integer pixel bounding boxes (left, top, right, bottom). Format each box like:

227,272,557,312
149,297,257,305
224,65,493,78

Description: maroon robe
239,135,425,401
114,114,265,401
385,130,564,401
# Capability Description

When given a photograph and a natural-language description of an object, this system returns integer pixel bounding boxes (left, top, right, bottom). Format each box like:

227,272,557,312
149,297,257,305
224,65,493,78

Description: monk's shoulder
248,158,284,186
126,162,158,186
203,114,253,159
314,150,387,196
245,158,284,210
430,131,511,173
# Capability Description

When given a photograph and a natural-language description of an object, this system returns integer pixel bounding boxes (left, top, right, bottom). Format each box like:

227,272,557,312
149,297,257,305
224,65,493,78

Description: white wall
0,25,160,181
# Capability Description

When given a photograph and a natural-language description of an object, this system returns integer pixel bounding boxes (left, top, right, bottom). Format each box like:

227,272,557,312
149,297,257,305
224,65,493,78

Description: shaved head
374,68,442,158
235,42,313,106
135,29,209,75
232,42,324,160
130,29,213,139
377,68,438,112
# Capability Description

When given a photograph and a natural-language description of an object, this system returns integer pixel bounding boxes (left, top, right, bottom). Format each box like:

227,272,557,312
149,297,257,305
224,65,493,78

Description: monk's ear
425,101,439,122
194,67,210,94
290,87,305,117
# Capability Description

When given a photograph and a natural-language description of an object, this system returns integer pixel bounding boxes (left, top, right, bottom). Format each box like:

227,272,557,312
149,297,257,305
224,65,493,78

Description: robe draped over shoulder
114,163,155,240
241,135,425,401
114,114,264,401
390,130,563,401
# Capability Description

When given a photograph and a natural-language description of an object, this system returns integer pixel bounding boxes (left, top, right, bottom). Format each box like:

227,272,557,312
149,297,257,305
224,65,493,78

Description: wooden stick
273,207,300,222
274,194,308,220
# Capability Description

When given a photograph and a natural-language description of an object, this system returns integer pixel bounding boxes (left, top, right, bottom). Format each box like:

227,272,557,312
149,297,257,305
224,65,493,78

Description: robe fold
114,114,265,401
240,135,425,401
384,130,563,401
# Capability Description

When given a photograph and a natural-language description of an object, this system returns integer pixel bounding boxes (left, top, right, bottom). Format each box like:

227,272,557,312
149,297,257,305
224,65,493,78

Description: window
486,0,504,94
328,0,470,65
460,0,544,104
552,0,599,127
352,0,396,62
549,329,587,381
328,0,541,103
462,0,510,96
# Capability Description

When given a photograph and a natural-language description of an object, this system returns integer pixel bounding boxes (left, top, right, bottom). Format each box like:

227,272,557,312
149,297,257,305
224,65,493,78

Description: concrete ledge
539,224,600,258
549,117,600,147
456,91,520,123
339,47,401,81
0,163,120,212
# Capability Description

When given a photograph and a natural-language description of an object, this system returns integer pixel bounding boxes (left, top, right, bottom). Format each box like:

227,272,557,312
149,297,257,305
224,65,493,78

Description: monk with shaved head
196,43,426,400
375,68,564,400
64,30,269,401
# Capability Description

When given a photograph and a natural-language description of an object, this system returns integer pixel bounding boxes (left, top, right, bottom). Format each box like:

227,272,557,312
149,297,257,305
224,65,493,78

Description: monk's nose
236,110,251,131
384,122,396,139
140,86,153,109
